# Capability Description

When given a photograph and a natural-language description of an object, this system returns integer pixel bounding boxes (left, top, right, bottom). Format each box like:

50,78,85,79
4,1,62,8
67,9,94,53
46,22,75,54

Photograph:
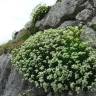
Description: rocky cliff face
36,0,96,48
1,0,96,96
36,0,96,28
0,54,45,96
0,54,23,96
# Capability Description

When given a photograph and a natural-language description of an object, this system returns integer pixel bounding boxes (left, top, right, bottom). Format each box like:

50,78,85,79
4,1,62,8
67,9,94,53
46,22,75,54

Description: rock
89,16,96,30
0,54,24,96
0,54,45,96
12,28,31,42
93,0,96,7
2,68,24,96
58,20,79,28
19,87,45,96
13,31,19,40
76,9,93,22
91,16,96,25
36,0,87,30
81,26,96,48
0,54,11,95
79,0,93,9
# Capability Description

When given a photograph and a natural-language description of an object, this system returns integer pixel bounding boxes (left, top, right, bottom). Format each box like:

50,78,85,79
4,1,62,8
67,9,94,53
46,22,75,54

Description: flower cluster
12,27,96,94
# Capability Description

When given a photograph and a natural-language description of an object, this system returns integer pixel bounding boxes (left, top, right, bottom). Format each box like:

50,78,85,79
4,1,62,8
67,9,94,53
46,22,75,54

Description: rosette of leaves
12,26,96,95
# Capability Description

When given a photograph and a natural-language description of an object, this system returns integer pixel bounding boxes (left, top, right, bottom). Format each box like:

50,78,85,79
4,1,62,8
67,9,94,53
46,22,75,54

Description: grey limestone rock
81,25,96,48
59,20,79,28
0,54,46,96
36,0,87,30
76,9,93,22
88,16,96,30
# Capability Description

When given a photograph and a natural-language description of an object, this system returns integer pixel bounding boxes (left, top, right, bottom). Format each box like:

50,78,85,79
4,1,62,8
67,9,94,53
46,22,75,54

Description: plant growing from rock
28,4,50,34
12,26,96,95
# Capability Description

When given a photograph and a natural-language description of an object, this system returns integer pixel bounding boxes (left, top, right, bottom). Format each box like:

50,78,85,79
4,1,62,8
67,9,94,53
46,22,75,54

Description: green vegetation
0,29,31,55
12,26,96,95
27,4,50,34
0,40,24,55
32,4,50,24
